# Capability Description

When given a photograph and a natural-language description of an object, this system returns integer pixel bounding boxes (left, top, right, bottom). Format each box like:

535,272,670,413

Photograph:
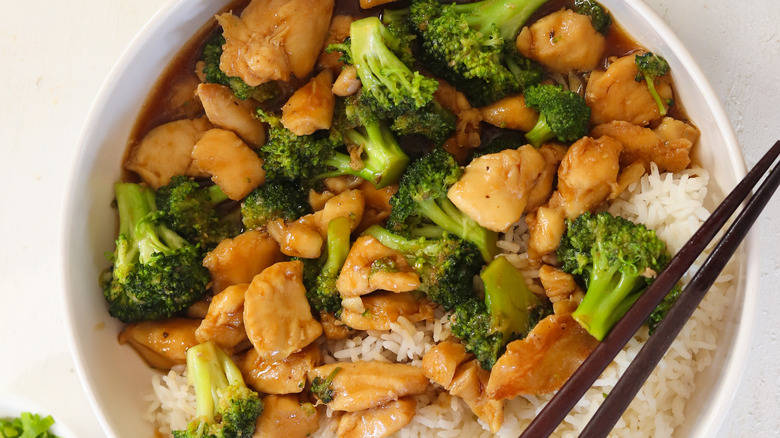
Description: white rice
146,163,734,437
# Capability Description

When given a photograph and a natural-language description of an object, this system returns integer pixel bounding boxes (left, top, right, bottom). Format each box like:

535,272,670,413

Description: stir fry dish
100,0,707,436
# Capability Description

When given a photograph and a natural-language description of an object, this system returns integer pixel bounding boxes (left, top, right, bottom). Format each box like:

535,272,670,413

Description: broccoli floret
386,148,498,262
240,181,310,230
634,52,672,117
451,256,551,369
201,33,277,102
523,84,591,148
307,216,352,315
365,225,483,311
100,183,211,323
646,283,682,334
311,367,342,404
408,0,549,106
390,101,456,146
558,212,671,340
172,342,263,438
156,176,240,249
259,107,409,189
328,17,437,117
572,0,611,33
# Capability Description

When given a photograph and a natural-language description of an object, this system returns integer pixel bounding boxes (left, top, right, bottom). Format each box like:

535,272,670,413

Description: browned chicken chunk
254,394,320,438
202,230,284,293
312,189,365,236
281,70,336,136
538,265,581,304
196,83,265,147
487,314,598,399
332,65,362,97
421,341,470,388
337,397,416,438
339,291,436,331
447,146,546,232
318,15,356,73
308,362,429,412
216,0,335,85
239,344,321,395
479,94,539,132
244,261,323,360
586,53,674,126
525,144,567,212
266,215,324,259
557,135,622,219
195,283,249,354
191,129,266,200
118,318,200,369
516,9,606,73
336,236,420,298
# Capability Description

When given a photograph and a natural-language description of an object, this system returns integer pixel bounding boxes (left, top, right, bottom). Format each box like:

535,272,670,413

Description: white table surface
0,0,777,436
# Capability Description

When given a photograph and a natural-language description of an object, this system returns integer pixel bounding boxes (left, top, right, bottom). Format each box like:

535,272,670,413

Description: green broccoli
523,84,591,148
306,216,352,315
646,283,682,334
201,33,277,102
259,107,409,189
386,147,498,262
572,0,611,34
156,176,240,249
635,52,672,117
172,342,263,438
328,17,437,117
389,100,457,146
311,367,342,404
100,182,211,323
558,212,671,341
408,0,549,106
451,256,551,369
240,181,311,230
364,225,483,311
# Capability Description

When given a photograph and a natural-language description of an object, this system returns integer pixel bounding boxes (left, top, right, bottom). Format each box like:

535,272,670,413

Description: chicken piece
194,284,248,353
191,128,266,200
340,291,435,331
447,146,546,232
356,181,397,234
337,397,416,438
525,144,567,212
239,344,321,395
318,15,356,73
125,118,212,189
557,135,622,219
332,65,362,97
216,0,334,85
434,79,472,115
281,70,336,136
336,236,420,298
591,120,695,173
586,53,674,126
202,230,284,293
164,73,204,119
320,311,352,340
267,215,324,259
538,265,581,304
118,318,200,370
525,202,567,261
479,95,539,132
448,360,505,433
308,362,429,412
421,341,470,388
312,189,365,236
244,261,323,360
487,314,598,399
516,9,606,74
255,394,320,438
196,83,266,147
443,108,483,163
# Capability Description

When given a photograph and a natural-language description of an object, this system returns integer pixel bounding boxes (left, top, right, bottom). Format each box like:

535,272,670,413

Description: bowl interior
62,1,757,437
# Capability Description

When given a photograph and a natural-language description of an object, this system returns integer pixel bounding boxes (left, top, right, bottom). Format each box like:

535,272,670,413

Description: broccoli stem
482,256,540,337
322,216,351,281
187,341,246,424
571,265,645,341
642,71,668,116
342,122,410,188
524,112,554,148
454,0,550,40
415,198,498,262
206,183,229,204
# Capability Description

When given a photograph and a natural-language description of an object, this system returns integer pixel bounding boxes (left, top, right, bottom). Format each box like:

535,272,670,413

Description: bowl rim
60,0,760,436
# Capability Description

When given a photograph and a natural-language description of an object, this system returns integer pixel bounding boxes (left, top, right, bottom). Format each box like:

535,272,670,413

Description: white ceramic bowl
0,395,77,438
62,0,759,437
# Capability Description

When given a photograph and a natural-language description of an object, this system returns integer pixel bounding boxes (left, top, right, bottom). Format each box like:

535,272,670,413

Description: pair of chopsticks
520,140,780,438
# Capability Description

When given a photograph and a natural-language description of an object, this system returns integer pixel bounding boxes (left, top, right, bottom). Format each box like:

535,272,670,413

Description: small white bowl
62,0,759,437
0,394,76,438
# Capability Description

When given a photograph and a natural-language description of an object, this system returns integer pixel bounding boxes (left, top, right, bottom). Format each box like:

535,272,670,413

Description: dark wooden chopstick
519,140,780,438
